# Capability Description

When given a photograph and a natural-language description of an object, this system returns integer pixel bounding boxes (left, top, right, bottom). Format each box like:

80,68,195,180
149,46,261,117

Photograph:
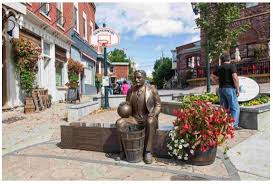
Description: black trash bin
120,124,145,163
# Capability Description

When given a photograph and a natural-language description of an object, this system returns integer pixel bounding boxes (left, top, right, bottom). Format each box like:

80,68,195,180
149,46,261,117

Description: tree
152,57,174,89
128,59,135,82
194,3,250,61
108,48,130,63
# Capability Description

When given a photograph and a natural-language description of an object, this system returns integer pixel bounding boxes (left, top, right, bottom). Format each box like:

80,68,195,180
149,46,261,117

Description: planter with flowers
66,58,84,88
12,38,41,113
167,100,235,166
66,58,84,103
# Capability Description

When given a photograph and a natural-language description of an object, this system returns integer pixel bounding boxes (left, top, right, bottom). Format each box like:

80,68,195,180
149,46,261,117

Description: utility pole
103,23,110,109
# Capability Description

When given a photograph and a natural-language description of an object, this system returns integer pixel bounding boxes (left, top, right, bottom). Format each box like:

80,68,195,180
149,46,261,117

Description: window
247,44,256,57
89,20,93,43
55,62,63,87
56,3,63,26
187,56,200,68
83,12,87,40
246,3,258,8
41,3,50,16
110,66,114,72
43,42,51,57
74,3,79,32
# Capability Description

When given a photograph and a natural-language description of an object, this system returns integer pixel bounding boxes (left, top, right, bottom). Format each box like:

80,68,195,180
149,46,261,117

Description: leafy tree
128,60,135,82
152,57,174,88
194,3,250,61
108,48,130,63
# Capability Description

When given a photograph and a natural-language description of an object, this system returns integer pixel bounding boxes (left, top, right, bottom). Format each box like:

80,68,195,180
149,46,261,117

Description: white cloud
190,33,200,43
96,3,198,38
154,45,163,51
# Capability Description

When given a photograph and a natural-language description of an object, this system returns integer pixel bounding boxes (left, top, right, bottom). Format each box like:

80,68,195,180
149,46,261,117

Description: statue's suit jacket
126,84,161,127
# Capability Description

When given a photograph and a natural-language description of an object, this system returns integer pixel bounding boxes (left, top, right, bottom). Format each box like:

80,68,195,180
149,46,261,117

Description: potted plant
12,38,41,113
167,100,235,166
67,58,84,88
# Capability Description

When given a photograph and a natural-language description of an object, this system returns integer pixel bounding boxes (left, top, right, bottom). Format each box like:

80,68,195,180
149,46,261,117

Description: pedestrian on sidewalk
95,77,101,94
210,53,241,130
121,80,129,95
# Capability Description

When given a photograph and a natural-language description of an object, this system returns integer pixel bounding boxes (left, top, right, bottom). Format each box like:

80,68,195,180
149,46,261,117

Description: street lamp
191,3,211,93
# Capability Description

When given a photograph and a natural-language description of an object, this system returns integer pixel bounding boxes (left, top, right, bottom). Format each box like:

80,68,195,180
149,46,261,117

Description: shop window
56,3,63,26
55,62,63,87
41,3,50,16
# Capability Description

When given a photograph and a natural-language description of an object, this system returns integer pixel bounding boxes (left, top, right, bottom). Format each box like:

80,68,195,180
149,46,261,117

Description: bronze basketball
117,102,132,118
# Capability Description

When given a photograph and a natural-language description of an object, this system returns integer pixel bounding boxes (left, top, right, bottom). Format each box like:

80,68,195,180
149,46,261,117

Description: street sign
237,76,260,102
102,76,110,87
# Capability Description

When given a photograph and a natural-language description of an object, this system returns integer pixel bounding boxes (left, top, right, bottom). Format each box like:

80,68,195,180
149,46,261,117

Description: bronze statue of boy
116,70,161,164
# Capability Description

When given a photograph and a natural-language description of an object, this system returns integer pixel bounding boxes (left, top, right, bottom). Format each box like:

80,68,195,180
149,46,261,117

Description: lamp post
191,3,211,93
103,23,110,109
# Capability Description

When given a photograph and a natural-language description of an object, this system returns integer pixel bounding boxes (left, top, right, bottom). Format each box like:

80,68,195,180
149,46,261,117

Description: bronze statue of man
116,70,161,164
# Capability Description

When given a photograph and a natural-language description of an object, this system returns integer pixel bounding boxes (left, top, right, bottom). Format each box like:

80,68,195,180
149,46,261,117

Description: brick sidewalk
3,139,230,180
2,108,256,180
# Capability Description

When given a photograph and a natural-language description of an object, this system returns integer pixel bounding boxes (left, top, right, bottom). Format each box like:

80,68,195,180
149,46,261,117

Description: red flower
183,123,189,130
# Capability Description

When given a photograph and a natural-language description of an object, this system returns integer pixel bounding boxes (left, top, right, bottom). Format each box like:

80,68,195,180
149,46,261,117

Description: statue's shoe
144,152,153,164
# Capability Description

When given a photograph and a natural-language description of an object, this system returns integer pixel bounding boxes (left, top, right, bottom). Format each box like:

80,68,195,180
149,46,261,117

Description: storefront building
2,3,26,109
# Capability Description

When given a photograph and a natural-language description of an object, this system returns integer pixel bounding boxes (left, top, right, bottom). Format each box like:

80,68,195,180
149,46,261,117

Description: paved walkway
3,108,261,180
2,83,270,180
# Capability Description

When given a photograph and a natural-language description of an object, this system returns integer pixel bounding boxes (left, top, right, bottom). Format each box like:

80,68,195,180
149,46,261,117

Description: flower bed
180,93,270,107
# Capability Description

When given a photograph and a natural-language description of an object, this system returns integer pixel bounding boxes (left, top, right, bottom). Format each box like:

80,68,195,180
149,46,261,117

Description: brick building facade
176,41,201,87
110,62,129,81
176,3,270,88
200,3,270,73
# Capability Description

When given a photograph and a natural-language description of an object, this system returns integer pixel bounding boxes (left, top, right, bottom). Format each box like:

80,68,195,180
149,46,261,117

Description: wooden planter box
24,97,35,114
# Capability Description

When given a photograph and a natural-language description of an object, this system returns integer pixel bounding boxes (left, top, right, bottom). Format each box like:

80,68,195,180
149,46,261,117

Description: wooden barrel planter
186,146,217,166
24,97,35,114
120,124,145,163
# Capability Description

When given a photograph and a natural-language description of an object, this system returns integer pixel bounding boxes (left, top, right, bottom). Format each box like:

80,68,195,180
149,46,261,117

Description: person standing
95,77,101,94
121,80,129,95
210,53,241,130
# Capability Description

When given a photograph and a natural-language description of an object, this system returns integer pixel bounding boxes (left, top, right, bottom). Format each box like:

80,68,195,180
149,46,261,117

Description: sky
95,2,200,76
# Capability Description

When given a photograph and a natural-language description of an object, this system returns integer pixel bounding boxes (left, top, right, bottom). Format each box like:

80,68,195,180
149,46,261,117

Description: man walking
210,53,241,130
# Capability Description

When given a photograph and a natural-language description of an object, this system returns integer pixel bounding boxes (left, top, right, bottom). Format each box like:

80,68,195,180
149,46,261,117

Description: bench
60,123,172,158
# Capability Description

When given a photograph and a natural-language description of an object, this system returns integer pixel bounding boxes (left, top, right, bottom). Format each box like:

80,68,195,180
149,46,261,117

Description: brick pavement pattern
2,83,269,180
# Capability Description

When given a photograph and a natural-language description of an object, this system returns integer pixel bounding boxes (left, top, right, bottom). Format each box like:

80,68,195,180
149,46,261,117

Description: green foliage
181,93,220,109
195,3,250,61
19,70,36,94
108,48,130,63
240,95,270,106
152,57,174,88
12,38,41,95
180,93,270,107
68,72,79,83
